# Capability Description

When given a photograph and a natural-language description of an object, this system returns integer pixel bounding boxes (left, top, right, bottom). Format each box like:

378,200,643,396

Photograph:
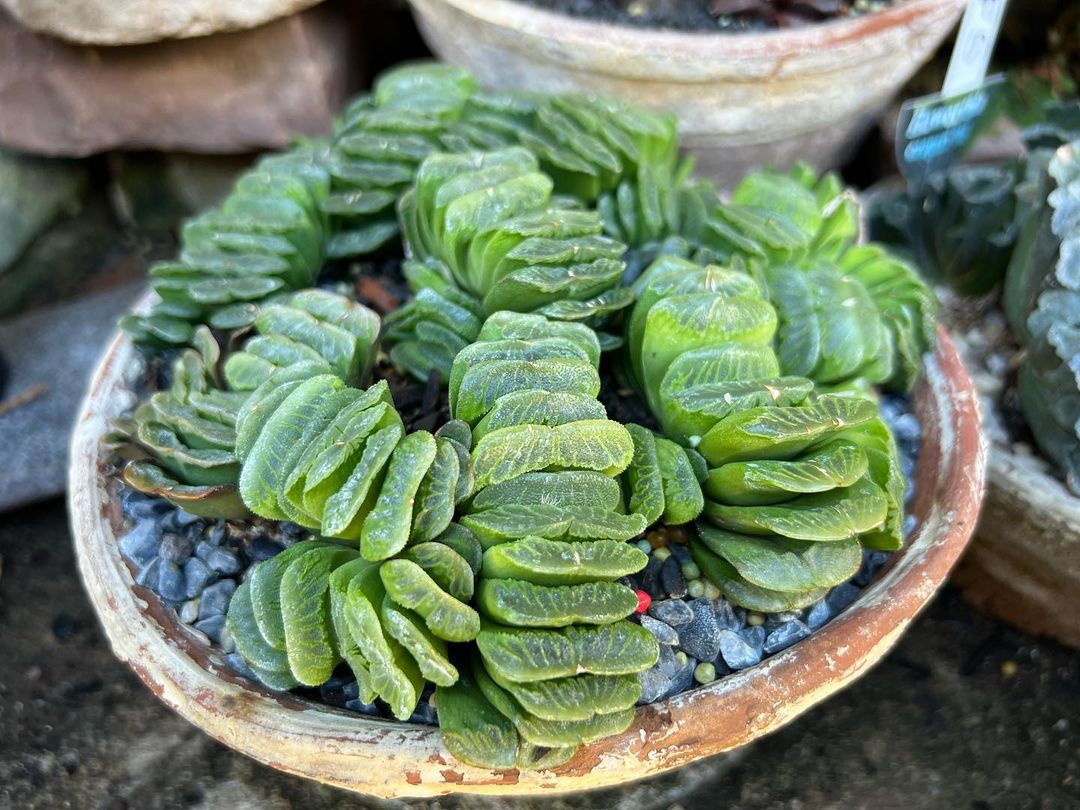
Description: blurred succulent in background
871,99,1080,493
869,161,1023,296
1002,104,1080,494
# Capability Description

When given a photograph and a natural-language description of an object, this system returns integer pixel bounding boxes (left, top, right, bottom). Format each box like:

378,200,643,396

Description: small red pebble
635,589,651,614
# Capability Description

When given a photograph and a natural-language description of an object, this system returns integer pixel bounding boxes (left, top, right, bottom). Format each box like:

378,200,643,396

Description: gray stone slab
0,283,142,511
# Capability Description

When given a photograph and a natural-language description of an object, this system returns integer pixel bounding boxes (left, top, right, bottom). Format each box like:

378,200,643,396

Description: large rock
0,5,362,156
0,0,324,45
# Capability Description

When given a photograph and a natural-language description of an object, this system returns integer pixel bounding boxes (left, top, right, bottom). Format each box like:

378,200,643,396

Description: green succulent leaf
691,540,829,612
477,579,639,627
697,524,862,593
705,475,888,541
380,559,481,642
477,621,659,683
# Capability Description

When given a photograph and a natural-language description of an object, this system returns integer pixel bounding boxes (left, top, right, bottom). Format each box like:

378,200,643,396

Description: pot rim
69,316,985,798
405,0,968,80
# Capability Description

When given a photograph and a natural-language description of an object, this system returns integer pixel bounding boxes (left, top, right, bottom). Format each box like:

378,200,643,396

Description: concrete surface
0,500,1077,809
0,284,143,512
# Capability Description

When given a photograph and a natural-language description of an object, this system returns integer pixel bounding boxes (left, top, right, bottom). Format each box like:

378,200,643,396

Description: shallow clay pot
953,409,1080,649
69,322,985,799
404,0,967,187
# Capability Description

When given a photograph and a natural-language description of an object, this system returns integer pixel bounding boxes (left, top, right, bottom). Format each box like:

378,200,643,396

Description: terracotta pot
69,321,985,799
404,0,967,188
953,407,1080,649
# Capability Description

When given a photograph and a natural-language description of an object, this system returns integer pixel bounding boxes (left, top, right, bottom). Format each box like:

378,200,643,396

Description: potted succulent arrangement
402,0,967,186
70,62,984,797
869,102,1080,648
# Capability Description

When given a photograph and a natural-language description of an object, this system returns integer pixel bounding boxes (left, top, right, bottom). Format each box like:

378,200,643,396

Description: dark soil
514,0,897,32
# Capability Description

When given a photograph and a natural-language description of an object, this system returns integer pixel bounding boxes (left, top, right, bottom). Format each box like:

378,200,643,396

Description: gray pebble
179,598,200,624
718,629,761,670
638,666,671,704
826,582,860,615
662,655,698,700
119,522,161,565
742,624,766,654
901,455,917,483
319,677,358,707
640,614,679,645
409,702,438,725
805,600,831,630
199,578,236,619
207,523,227,546
124,492,170,520
158,532,193,565
135,557,161,588
660,556,688,599
641,556,664,598
156,561,187,603
219,624,236,654
225,652,257,680
892,413,921,442
279,522,306,541
713,600,738,630
656,643,681,679
204,546,242,575
677,598,722,661
867,550,890,574
768,611,799,625
250,536,284,562
173,509,202,528
667,544,691,564
194,614,226,643
345,699,383,717
648,599,693,627
182,557,215,599
764,620,812,654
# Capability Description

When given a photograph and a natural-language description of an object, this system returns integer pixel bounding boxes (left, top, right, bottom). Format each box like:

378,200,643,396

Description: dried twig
0,383,47,417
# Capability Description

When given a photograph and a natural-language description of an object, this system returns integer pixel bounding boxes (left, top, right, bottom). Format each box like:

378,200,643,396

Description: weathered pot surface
0,0,325,45
69,320,985,798
953,402,1080,649
405,0,966,187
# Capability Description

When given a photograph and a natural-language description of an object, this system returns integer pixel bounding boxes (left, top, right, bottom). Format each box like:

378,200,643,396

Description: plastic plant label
896,0,1008,187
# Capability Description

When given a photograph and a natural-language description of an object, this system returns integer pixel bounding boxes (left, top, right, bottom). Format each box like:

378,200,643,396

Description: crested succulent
114,60,931,771
323,61,678,263
112,326,251,518
227,531,482,716
1002,109,1080,494
623,253,908,610
868,161,1022,296
438,312,656,767
117,290,381,517
121,145,331,347
388,147,634,381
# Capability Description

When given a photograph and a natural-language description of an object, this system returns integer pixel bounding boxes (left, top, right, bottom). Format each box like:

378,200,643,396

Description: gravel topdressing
113,392,921,726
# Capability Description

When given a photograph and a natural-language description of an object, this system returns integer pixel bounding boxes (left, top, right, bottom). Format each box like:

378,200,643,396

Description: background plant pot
953,409,1080,649
404,0,967,188
69,319,985,799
